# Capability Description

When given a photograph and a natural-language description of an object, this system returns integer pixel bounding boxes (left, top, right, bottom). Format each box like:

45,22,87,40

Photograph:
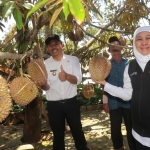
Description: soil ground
0,105,129,150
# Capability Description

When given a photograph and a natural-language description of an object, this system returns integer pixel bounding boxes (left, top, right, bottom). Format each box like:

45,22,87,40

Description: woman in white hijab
92,26,150,149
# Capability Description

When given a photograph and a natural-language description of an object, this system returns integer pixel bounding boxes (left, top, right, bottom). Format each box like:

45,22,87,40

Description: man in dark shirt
103,36,136,150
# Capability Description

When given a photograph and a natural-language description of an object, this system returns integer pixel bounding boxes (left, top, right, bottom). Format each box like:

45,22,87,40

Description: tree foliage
0,0,150,77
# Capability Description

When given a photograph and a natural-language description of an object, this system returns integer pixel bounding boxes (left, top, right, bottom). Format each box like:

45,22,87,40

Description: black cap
108,36,120,44
45,34,62,45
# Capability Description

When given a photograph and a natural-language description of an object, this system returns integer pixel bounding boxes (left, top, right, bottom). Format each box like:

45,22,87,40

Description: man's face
109,41,122,56
46,40,64,57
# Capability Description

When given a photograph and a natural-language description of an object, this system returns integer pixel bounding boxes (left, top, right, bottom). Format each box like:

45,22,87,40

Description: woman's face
135,31,150,56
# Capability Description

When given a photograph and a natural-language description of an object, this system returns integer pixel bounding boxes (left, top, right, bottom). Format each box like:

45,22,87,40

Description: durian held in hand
89,55,111,81
0,75,12,123
27,57,48,84
27,57,49,89
82,82,94,99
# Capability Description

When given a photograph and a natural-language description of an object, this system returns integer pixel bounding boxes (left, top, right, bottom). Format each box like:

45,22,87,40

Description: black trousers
47,96,87,150
109,107,136,150
135,139,150,150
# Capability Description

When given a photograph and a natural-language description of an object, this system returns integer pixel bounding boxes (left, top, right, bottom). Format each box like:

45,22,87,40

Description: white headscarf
133,26,150,71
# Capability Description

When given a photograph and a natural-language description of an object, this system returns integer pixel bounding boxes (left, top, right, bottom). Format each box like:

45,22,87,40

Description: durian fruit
68,28,84,42
61,14,74,33
67,23,84,42
27,58,47,83
67,30,76,41
119,36,126,46
9,77,38,106
61,21,74,33
89,55,111,81
0,75,12,123
103,50,110,58
75,27,84,41
82,83,94,99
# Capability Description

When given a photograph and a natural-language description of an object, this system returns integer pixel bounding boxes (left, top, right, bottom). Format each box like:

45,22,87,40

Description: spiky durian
67,30,76,41
0,75,12,123
119,36,126,46
10,77,38,106
75,28,84,41
82,83,94,99
27,58,47,83
103,50,110,58
89,55,111,81
67,28,84,42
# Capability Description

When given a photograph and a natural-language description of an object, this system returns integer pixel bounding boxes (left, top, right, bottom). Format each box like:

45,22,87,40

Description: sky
0,17,15,40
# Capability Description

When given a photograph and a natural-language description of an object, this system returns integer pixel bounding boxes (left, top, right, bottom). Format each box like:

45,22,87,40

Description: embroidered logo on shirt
130,72,137,77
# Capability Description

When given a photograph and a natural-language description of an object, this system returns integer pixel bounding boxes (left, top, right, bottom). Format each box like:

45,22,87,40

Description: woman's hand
91,76,106,85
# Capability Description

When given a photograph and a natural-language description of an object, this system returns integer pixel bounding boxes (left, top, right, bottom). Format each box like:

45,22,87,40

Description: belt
58,96,76,103
60,100,67,103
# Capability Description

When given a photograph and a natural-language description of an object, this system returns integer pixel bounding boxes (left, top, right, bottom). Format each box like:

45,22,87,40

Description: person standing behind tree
102,36,136,150
36,34,90,150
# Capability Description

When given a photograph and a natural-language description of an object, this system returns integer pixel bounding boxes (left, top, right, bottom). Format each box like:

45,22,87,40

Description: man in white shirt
36,34,90,150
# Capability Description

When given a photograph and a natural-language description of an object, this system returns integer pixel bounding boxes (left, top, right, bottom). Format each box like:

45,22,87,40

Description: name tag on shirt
50,70,57,76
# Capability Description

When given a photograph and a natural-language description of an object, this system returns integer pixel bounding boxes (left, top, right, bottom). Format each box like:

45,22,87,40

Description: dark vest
128,59,150,137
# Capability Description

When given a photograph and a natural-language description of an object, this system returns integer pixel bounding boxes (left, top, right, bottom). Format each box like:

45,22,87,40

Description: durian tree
0,0,150,144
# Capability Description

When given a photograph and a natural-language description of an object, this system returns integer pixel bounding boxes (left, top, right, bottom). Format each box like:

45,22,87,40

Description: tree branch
78,6,126,51
0,50,49,60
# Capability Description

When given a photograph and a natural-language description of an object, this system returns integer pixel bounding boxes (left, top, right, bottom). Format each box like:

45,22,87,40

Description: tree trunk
21,91,42,143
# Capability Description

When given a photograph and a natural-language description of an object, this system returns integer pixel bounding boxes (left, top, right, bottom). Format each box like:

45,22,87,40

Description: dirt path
0,107,129,150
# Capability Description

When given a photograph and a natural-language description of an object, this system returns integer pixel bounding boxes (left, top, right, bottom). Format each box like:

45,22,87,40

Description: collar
110,57,126,62
49,54,67,62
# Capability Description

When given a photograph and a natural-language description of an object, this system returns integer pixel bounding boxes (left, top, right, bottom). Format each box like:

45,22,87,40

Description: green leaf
62,0,70,20
50,6,63,29
22,2,34,10
26,0,49,20
2,1,16,18
2,43,17,52
13,9,23,30
0,0,6,6
19,42,28,53
59,11,65,21
68,0,85,25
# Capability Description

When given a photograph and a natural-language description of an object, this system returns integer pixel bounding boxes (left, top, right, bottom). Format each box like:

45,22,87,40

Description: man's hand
35,80,47,87
35,80,50,90
58,65,68,81
103,103,110,113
